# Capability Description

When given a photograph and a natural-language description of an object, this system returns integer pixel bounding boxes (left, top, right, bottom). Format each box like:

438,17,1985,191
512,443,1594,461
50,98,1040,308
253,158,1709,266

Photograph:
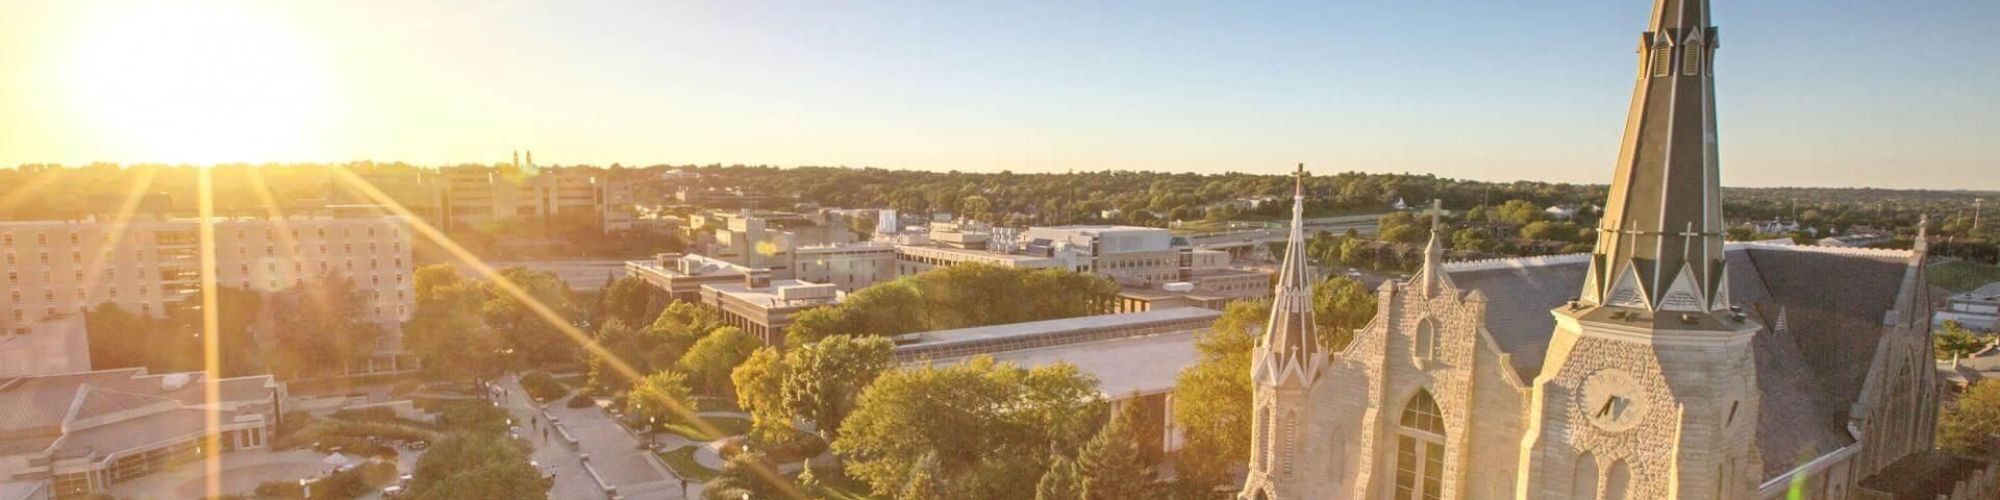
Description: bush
520,371,567,402
565,395,597,409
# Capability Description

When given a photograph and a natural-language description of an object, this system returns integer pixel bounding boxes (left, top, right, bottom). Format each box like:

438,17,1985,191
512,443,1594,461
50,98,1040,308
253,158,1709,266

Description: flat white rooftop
894,307,1220,346
924,330,1198,397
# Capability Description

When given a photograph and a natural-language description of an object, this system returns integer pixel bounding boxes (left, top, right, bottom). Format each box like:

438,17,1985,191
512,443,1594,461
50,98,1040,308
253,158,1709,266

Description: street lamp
648,416,658,449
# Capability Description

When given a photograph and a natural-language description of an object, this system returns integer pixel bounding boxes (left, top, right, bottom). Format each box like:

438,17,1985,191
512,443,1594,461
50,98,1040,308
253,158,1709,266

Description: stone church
1241,1,1941,499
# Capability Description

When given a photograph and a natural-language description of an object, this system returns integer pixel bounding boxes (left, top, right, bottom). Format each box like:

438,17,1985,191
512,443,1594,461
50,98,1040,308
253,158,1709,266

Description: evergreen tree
1034,454,1083,500
1077,400,1154,500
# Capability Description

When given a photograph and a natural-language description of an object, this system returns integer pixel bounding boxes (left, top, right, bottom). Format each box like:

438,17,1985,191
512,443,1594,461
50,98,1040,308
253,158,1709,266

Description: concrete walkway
497,375,695,500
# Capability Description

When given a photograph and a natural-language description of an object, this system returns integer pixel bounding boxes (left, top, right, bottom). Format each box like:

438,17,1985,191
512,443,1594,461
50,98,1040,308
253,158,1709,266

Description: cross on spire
1583,0,1726,312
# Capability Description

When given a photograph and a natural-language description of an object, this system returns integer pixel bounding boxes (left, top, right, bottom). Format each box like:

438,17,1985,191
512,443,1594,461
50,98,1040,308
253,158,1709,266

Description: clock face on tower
1580,369,1650,432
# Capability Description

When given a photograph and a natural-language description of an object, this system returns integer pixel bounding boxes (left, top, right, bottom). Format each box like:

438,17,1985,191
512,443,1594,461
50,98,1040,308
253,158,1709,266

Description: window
1255,406,1271,472
1396,390,1446,500
1281,410,1298,476
1414,318,1439,361
1682,45,1703,76
1604,460,1630,500
1651,46,1673,77
1573,452,1599,500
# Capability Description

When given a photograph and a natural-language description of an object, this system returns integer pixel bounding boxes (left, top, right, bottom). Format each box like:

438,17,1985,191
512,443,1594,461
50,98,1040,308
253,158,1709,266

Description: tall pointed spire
1417,199,1453,297
1583,0,1725,313
1255,164,1321,387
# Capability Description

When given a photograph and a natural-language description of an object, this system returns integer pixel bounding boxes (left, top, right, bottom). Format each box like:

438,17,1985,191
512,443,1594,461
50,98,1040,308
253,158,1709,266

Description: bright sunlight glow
63,3,330,165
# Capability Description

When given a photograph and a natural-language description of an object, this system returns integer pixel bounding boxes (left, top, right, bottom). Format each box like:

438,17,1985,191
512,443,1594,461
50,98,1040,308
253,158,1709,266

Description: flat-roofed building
891,245,1071,276
700,273,842,345
0,213,414,338
0,368,281,499
625,253,752,303
438,160,633,234
0,315,88,378
791,244,896,292
891,308,1223,457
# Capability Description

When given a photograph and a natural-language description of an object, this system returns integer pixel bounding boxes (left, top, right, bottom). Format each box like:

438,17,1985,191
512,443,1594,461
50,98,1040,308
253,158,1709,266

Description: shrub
520,371,567,402
565,395,597,409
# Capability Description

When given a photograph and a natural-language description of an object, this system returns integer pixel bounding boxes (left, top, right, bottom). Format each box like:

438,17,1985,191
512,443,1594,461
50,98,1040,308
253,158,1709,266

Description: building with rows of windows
0,210,414,351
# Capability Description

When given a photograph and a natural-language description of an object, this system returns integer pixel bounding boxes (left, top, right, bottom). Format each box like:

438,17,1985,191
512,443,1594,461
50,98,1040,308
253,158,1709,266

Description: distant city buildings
438,159,635,234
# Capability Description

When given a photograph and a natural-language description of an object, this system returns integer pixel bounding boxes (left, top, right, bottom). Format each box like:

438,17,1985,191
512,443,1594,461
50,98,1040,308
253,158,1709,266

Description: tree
406,431,550,500
1035,455,1084,500
702,451,790,500
1496,199,1543,226
407,264,499,380
783,335,895,441
679,326,761,397
732,347,795,444
962,195,993,222
1312,276,1377,352
1936,321,1988,360
268,275,383,379
596,277,663,330
834,357,1106,499
851,213,880,239
1941,379,2000,456
1076,400,1156,500
628,371,697,428
482,267,580,367
1338,238,1369,269
1520,220,1572,242
1168,300,1262,493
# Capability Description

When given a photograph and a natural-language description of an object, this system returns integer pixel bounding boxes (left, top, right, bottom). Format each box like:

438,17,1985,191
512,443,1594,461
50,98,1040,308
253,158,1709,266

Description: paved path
498,376,695,500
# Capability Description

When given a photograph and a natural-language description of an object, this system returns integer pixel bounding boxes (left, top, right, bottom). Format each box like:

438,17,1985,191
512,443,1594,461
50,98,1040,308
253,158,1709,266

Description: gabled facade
1242,2,1943,499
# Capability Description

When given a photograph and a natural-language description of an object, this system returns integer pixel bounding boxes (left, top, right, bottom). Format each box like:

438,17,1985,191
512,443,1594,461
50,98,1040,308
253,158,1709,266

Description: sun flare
64,3,330,165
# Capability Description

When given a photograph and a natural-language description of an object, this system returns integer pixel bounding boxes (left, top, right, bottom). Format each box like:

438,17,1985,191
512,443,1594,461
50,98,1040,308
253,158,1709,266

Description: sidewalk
497,375,695,500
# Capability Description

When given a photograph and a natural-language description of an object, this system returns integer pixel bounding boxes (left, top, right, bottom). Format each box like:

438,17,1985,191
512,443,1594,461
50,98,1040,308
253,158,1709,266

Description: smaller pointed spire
1418,199,1453,297
1256,163,1322,387
1914,214,1931,255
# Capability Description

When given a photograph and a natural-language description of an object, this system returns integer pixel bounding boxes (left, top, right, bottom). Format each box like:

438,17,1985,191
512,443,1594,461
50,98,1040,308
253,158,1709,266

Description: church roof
1444,243,1915,480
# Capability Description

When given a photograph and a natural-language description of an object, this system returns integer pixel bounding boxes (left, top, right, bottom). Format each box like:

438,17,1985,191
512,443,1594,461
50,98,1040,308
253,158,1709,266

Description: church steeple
1582,0,1725,313
1255,164,1322,387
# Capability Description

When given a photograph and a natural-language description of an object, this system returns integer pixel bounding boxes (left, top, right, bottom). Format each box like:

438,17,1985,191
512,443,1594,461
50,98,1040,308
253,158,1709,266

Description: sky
1,0,1995,190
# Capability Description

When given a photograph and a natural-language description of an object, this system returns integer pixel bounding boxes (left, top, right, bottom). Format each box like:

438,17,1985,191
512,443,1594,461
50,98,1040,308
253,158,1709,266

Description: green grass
1930,260,2000,292
660,416,753,441
658,446,719,482
553,374,588,389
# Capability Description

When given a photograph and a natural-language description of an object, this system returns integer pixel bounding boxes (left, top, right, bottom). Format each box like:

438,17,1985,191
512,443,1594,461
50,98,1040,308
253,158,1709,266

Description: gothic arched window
1282,410,1298,476
1573,452,1600,500
1414,318,1439,362
1255,405,1272,472
1604,460,1630,500
1395,390,1446,500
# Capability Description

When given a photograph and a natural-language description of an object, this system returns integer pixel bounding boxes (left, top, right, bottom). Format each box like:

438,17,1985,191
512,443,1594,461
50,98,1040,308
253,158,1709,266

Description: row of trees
785,264,1122,345
84,275,383,379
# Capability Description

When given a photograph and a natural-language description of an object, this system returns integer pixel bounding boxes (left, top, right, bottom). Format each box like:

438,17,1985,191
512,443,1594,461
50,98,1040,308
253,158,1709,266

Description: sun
65,3,331,165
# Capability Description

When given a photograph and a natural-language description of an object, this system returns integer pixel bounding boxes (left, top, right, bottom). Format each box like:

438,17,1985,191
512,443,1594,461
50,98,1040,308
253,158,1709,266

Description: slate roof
1443,244,1916,481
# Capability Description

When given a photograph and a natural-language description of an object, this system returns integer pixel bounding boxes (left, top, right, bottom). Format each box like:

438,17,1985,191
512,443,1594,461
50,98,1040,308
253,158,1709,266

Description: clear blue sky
2,0,1995,189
